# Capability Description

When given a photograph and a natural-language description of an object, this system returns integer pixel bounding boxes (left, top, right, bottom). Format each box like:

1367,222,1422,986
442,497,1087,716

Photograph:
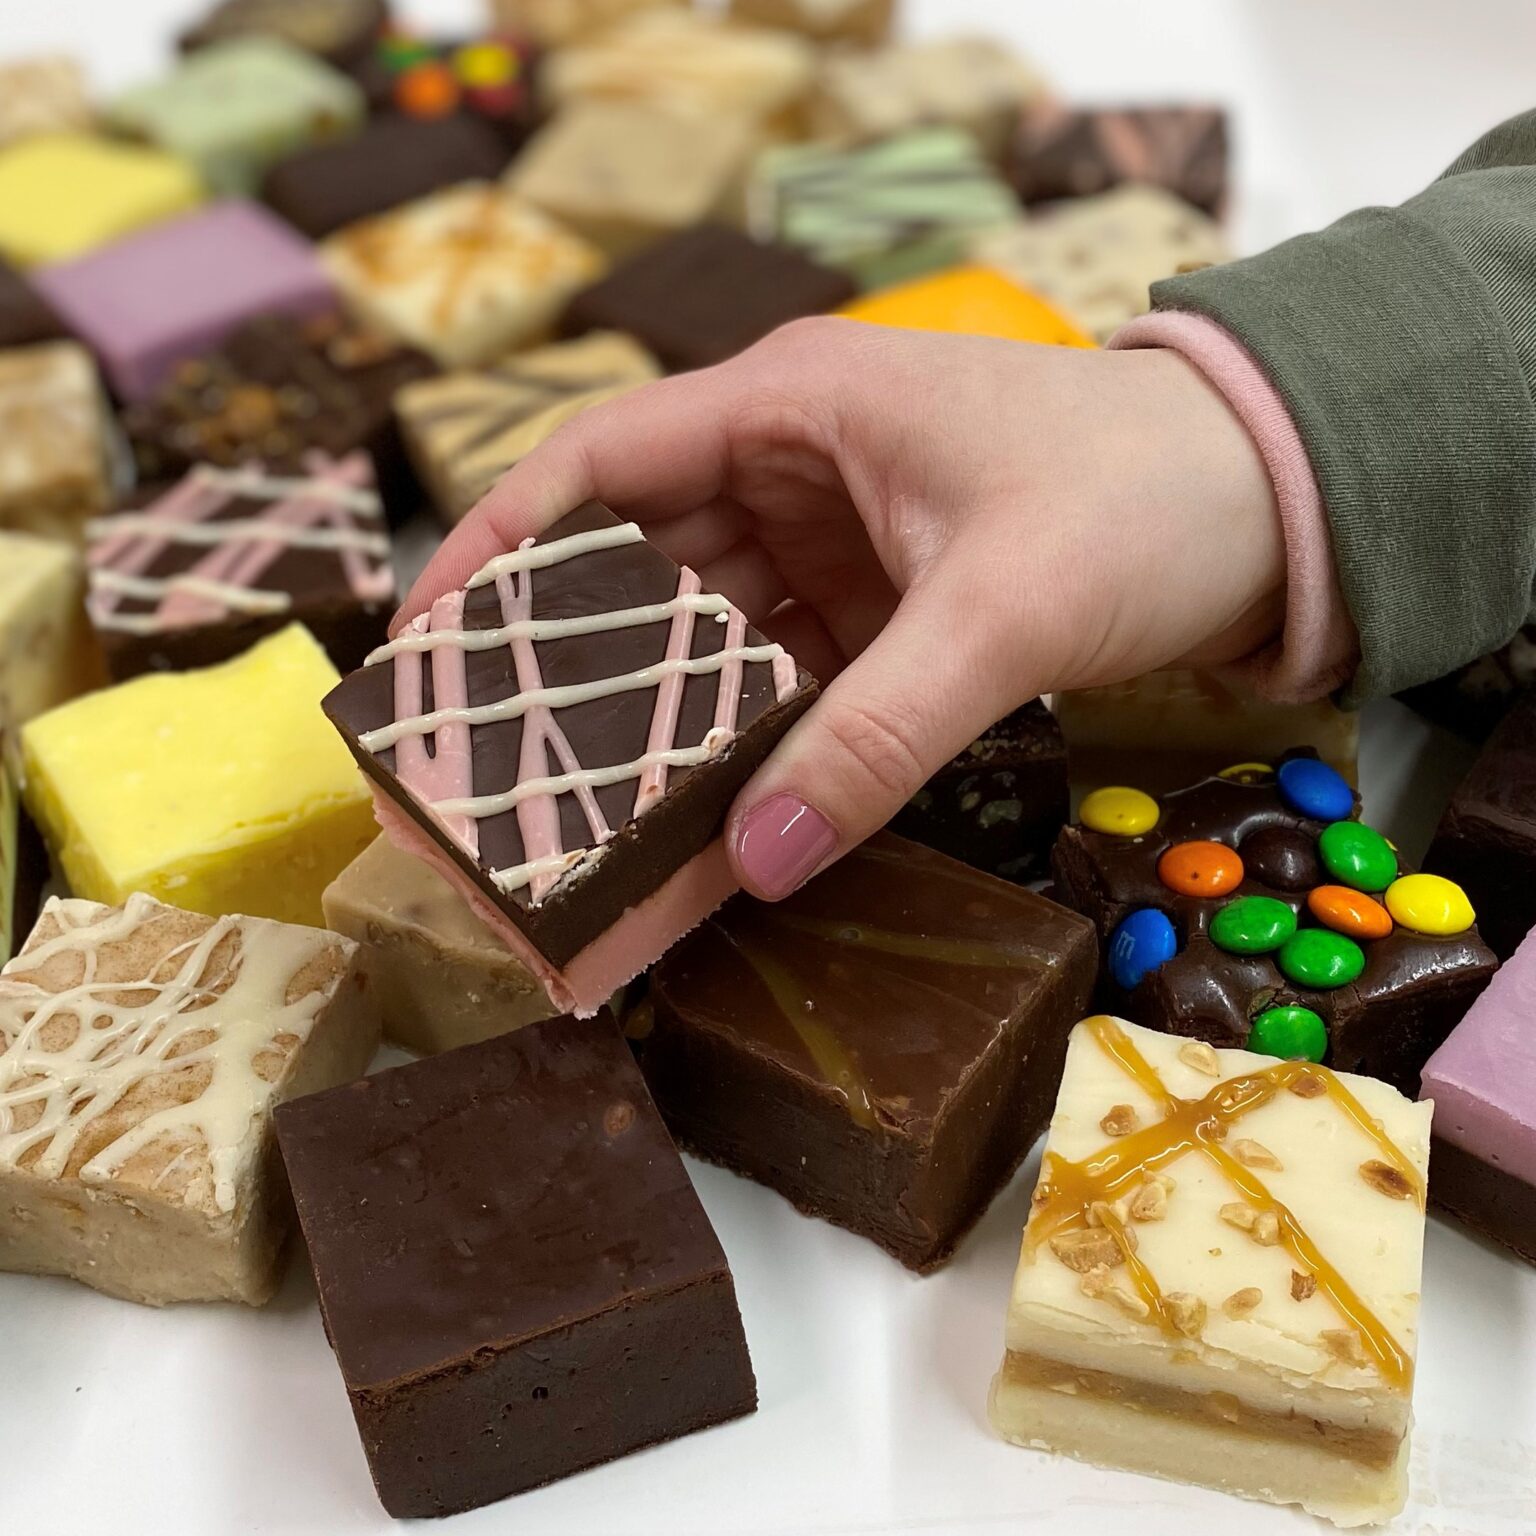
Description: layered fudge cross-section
637,832,1097,1270
323,500,816,1014
275,1012,757,1518
990,1015,1431,1527
0,892,378,1304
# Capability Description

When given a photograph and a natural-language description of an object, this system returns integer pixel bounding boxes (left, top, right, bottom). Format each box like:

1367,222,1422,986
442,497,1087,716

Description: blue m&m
1275,757,1355,822
1108,908,1178,989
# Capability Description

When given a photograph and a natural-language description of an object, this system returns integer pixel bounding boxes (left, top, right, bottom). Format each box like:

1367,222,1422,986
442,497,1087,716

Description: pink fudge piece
34,201,335,400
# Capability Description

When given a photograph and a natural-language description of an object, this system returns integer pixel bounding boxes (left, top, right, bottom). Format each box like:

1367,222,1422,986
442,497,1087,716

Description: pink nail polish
735,793,838,900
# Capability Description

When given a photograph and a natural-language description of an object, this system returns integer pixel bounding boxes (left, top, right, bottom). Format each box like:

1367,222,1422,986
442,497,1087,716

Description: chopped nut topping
1031,1180,1053,1208
1179,1040,1221,1077
1252,1210,1282,1246
1232,1138,1284,1171
1165,1291,1207,1338
1222,1287,1263,1319
1100,1103,1139,1137
1291,1269,1318,1302
1359,1159,1415,1200
1288,1071,1327,1099
1049,1227,1124,1273
1087,1198,1134,1234
1204,1118,1229,1141
1080,1266,1151,1319
1129,1179,1168,1222
1320,1328,1368,1366
1218,1201,1257,1232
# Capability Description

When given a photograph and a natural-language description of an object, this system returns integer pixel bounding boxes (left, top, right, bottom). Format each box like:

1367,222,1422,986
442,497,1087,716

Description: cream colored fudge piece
489,0,683,47
323,834,556,1055
0,893,379,1305
812,37,1046,159
0,57,93,147
509,101,757,255
989,1016,1430,1528
730,0,893,46
320,183,605,369
396,331,660,522
0,341,112,543
0,531,104,729
976,185,1231,344
1056,668,1360,795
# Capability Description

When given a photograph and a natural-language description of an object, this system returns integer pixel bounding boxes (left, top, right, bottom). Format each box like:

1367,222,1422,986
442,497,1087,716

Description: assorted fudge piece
85,453,394,680
0,891,378,1305
751,127,1021,293
1425,690,1536,958
637,833,1097,1270
1011,101,1230,216
396,330,659,522
730,0,894,46
976,184,1232,344
179,0,389,67
319,182,604,368
562,225,855,372
109,39,365,197
511,101,757,255
0,56,93,147
990,1015,1430,1527
0,132,202,269
1421,923,1536,1265
323,833,555,1054
1052,754,1498,1093
491,0,681,48
1398,624,1536,741
0,532,104,728
276,1012,756,1517
888,700,1068,882
36,202,335,403
839,264,1093,345
322,500,816,1015
0,257,66,350
0,741,47,967
1056,667,1360,795
22,623,376,928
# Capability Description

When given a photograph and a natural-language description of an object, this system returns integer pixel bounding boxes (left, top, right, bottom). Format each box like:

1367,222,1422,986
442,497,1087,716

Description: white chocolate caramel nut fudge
0,893,378,1305
989,1015,1430,1528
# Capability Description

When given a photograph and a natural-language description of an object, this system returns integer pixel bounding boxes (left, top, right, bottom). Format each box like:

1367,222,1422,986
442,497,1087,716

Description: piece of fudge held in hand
635,833,1096,1270
0,892,378,1305
322,502,817,1015
1051,752,1497,1094
275,1011,756,1517
990,1015,1430,1527
1420,923,1536,1264
85,453,394,681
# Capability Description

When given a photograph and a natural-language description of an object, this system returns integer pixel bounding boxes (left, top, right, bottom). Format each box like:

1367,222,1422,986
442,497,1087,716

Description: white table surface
3,3,1534,1533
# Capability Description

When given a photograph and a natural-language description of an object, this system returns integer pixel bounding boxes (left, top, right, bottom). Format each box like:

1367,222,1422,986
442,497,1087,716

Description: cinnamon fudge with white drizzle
989,1015,1431,1528
322,501,816,1015
0,892,378,1305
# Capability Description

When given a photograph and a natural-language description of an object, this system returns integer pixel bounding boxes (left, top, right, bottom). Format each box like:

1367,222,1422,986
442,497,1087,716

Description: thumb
727,590,1026,900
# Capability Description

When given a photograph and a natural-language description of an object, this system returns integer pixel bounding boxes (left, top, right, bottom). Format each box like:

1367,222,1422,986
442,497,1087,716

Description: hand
401,318,1283,900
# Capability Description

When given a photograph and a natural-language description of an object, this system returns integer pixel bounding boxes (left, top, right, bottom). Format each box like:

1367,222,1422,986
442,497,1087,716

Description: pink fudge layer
1420,924,1536,1186
372,790,737,1018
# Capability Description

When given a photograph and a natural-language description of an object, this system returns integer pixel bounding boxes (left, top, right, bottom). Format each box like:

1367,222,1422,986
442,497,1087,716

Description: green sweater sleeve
1151,111,1536,704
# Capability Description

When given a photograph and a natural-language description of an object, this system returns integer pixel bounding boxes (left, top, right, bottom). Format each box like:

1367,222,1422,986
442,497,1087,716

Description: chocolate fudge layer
0,257,65,348
638,833,1097,1270
275,1013,756,1517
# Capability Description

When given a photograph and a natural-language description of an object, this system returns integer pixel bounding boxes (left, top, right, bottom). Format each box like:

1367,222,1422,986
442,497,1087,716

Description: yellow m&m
1383,874,1475,936
1080,786,1159,837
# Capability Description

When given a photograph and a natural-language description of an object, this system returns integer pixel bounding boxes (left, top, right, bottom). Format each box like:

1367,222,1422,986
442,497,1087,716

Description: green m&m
1278,928,1365,989
1317,820,1398,893
1209,895,1296,955
1247,1005,1328,1063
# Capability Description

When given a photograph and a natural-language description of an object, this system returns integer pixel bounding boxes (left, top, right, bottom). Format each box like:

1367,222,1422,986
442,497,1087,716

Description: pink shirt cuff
1109,311,1359,704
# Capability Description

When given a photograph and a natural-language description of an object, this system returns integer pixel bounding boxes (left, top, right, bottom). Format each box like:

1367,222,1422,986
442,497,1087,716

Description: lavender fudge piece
35,202,334,401
1420,925,1536,1264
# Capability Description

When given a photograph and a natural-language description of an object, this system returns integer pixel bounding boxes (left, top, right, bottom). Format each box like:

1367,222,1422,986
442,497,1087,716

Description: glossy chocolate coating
1429,1135,1536,1266
323,501,817,967
0,258,66,349
274,1013,756,1517
561,224,858,373
638,833,1097,1270
1425,690,1536,958
1051,758,1498,1094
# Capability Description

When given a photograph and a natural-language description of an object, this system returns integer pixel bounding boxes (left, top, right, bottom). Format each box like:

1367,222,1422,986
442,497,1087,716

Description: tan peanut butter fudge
729,0,893,47
0,893,379,1305
989,1015,1430,1527
0,531,104,729
489,0,682,47
323,834,555,1055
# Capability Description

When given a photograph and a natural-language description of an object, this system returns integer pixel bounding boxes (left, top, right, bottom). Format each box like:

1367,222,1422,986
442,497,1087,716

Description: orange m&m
395,61,460,118
1307,884,1393,941
1157,840,1243,899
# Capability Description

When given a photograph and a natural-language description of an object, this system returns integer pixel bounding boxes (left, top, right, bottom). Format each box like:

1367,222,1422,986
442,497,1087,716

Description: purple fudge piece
1420,927,1533,1263
34,201,335,401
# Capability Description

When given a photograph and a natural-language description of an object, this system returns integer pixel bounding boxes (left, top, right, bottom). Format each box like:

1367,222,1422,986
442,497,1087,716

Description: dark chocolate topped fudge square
634,832,1098,1271
560,224,858,372
275,1012,757,1518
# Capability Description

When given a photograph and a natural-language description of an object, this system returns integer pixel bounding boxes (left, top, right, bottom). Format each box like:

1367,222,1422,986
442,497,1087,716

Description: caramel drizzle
1026,1016,1421,1389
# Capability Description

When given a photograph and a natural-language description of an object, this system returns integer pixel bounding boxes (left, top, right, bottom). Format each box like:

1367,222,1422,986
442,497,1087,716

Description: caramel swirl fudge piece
0,893,378,1305
989,1016,1431,1527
